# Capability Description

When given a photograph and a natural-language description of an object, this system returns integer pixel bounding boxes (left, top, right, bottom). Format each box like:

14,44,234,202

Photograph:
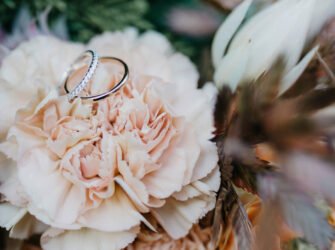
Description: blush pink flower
0,28,219,249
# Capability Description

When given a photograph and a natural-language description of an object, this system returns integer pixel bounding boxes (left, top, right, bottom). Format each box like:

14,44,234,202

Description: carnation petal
0,30,219,247
143,149,187,199
41,227,139,250
191,140,219,182
151,197,211,239
9,213,47,239
172,185,202,202
79,188,142,232
173,166,220,201
0,36,84,87
0,156,16,184
0,203,26,230
114,176,149,213
6,125,46,160
18,148,85,228
168,53,199,91
0,161,27,207
187,89,217,141
197,165,221,193
0,36,84,138
0,83,32,139
177,128,201,185
139,30,172,55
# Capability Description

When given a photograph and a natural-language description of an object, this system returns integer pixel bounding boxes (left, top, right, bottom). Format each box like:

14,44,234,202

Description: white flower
212,0,335,94
0,29,219,250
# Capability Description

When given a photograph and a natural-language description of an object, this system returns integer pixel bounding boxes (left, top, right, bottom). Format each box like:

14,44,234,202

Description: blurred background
0,0,272,85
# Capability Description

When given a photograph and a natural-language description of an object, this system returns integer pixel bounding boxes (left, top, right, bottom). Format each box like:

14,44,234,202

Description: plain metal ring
63,50,99,102
65,56,129,102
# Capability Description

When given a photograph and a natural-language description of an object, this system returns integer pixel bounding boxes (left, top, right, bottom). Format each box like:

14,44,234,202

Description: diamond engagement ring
64,56,129,101
63,52,129,102
62,50,99,102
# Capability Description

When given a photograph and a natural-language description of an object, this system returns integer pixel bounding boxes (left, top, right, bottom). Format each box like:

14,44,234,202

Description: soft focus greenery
0,0,219,63
1,0,151,41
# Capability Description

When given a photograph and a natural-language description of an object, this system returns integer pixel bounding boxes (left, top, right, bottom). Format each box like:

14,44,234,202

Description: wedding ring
64,56,129,102
63,50,99,102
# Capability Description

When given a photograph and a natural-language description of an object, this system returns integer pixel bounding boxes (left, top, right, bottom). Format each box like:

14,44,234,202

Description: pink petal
151,197,210,239
143,148,187,199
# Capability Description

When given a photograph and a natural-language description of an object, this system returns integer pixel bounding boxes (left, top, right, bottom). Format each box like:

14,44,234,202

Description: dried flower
218,188,262,250
126,188,260,250
212,0,335,93
126,221,212,250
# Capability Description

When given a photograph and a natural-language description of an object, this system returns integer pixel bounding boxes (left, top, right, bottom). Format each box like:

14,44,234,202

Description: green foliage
0,0,152,41
0,0,220,64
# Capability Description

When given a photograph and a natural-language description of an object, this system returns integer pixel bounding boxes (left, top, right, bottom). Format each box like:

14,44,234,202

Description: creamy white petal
178,128,201,185
114,176,149,213
196,165,221,194
0,83,32,139
4,125,45,160
143,148,187,199
10,213,47,239
167,53,199,91
280,46,319,95
0,156,15,184
211,0,253,68
18,148,85,228
307,0,335,40
79,189,142,232
172,185,202,202
234,0,313,80
0,139,18,161
151,197,212,239
214,0,335,89
191,140,218,182
202,83,218,109
173,166,220,201
214,44,250,89
31,89,59,117
0,163,27,207
0,36,84,88
139,30,172,55
0,203,26,230
41,227,139,250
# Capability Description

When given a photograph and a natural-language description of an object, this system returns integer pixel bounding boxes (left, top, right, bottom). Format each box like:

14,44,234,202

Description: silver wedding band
63,50,129,102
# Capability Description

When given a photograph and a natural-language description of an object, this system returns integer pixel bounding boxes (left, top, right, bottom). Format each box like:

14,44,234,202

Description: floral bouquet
0,0,335,250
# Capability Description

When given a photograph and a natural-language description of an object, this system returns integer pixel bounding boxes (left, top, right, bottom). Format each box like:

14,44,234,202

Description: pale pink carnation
0,28,219,249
